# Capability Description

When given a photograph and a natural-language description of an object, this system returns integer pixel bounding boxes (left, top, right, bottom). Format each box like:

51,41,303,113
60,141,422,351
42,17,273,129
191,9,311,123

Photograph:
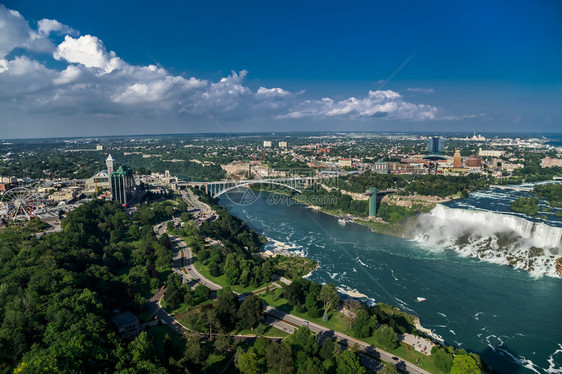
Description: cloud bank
0,4,441,134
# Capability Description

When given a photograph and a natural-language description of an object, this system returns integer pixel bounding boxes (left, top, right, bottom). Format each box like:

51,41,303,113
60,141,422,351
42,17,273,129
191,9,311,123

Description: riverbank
306,202,422,240
221,186,562,373
248,183,426,238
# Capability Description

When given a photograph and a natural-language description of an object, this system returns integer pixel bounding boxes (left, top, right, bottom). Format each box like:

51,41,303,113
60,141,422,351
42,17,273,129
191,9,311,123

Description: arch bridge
178,177,319,198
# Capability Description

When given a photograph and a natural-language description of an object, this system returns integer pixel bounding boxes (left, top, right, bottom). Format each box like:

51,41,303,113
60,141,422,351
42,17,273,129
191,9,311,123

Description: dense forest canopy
0,200,175,373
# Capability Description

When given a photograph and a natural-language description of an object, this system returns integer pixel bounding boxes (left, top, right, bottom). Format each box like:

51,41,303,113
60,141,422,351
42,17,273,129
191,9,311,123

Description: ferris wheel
0,187,41,221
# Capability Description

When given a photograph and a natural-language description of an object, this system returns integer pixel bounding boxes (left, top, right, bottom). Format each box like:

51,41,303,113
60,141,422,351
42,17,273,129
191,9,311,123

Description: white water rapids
415,205,562,277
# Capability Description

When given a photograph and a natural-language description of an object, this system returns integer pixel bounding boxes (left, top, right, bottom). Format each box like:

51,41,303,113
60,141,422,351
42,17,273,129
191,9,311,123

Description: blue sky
0,0,561,138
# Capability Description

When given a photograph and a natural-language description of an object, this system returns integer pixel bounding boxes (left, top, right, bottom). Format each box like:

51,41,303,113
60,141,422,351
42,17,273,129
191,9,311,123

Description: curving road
154,186,431,374
154,219,429,374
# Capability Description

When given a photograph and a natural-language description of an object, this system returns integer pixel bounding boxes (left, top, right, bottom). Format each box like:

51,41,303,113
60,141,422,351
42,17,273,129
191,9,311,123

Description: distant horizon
2,129,562,142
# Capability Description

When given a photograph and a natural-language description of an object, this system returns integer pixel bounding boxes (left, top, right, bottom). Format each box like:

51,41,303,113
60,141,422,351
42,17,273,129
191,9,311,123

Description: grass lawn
259,287,291,311
177,309,204,332
193,257,270,294
259,288,352,333
204,353,230,373
166,299,214,316
234,325,288,338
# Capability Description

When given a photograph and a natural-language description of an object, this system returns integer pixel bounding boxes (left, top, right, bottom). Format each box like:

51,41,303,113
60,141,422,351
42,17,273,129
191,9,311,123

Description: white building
278,141,288,148
338,159,352,167
478,148,504,157
541,157,562,168
263,141,272,147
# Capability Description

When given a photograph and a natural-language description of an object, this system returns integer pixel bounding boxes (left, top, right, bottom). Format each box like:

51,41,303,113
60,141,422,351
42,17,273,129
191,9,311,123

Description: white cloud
54,35,123,73
53,65,82,85
113,75,206,105
200,70,252,111
257,87,290,97
0,5,447,131
406,87,435,94
0,5,31,57
436,113,485,120
278,89,437,120
37,19,77,37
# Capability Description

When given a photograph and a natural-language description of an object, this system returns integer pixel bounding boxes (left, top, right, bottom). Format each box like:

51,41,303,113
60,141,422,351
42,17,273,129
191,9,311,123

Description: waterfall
415,205,562,277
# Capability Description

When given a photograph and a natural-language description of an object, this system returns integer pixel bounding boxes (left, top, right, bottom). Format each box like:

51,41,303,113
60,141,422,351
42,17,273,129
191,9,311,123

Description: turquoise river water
219,186,562,373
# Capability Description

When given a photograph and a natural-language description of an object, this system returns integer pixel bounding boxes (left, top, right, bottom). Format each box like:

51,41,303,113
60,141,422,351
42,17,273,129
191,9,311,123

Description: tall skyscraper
111,165,134,206
369,188,378,217
106,154,115,188
453,150,462,168
427,137,444,154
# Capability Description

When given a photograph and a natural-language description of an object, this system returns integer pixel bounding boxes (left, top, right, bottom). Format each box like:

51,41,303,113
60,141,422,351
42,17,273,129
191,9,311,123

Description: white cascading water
414,205,562,277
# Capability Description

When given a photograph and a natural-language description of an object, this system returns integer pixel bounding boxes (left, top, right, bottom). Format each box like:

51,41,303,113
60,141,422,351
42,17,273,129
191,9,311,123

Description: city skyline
0,0,561,138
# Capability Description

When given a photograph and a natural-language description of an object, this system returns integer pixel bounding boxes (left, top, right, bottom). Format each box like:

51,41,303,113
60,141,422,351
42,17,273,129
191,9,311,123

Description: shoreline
250,207,443,346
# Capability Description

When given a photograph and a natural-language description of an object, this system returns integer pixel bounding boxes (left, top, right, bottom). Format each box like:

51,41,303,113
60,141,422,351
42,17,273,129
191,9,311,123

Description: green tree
266,342,294,374
183,336,204,366
373,325,398,350
379,364,399,374
450,354,482,374
351,309,370,338
194,284,211,304
205,309,220,339
304,292,321,318
237,348,259,374
433,347,454,373
285,326,318,356
164,273,185,310
215,288,239,330
129,332,152,364
224,253,241,285
335,350,366,374
254,336,271,357
128,224,141,240
237,295,264,330
297,357,324,374
319,284,340,321
319,338,339,361
214,335,233,355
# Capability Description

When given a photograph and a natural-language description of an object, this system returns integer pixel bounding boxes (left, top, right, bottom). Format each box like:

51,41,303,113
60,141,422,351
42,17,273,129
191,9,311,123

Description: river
219,187,562,373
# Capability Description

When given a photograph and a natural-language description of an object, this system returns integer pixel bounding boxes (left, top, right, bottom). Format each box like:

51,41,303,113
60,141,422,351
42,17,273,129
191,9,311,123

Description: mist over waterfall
415,205,562,277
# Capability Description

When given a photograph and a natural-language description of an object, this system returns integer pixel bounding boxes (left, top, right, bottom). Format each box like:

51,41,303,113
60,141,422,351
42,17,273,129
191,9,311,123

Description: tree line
0,200,178,372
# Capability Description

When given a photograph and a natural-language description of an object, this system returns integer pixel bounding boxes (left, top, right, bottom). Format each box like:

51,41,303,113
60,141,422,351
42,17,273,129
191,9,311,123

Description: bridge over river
173,176,395,217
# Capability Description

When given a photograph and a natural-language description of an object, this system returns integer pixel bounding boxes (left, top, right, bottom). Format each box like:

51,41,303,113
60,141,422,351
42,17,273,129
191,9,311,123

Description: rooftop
111,311,138,327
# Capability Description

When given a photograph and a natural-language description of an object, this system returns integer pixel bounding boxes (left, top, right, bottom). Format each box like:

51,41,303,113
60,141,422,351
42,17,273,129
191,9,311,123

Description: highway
265,306,430,374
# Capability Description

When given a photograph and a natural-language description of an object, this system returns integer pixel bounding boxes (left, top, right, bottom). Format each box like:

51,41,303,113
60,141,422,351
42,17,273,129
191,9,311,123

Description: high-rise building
369,188,378,217
427,137,444,154
106,154,115,188
111,165,135,206
373,161,389,174
263,141,272,147
278,141,288,148
453,150,462,168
